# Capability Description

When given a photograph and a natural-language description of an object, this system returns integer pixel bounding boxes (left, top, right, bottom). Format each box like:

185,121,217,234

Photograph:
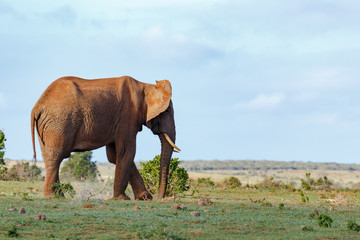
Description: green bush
61,151,100,181
347,220,360,232
223,176,242,189
139,155,189,196
196,177,215,187
301,173,333,190
52,182,76,198
6,226,19,238
317,214,333,228
298,189,309,203
254,176,294,190
0,130,6,165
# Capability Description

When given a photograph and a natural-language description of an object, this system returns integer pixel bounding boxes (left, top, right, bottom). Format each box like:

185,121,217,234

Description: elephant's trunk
157,132,175,200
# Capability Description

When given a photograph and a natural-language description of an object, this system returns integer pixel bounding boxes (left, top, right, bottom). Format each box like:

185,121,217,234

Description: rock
171,204,187,210
133,205,141,211
161,196,176,202
190,211,201,216
8,208,17,212
197,198,213,206
35,214,46,220
19,207,26,214
83,204,95,208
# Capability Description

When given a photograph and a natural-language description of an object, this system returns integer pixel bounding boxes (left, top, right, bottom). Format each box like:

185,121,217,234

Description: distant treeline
179,160,360,171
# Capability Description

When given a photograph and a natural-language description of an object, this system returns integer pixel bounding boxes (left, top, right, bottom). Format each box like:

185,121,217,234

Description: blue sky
1,0,359,163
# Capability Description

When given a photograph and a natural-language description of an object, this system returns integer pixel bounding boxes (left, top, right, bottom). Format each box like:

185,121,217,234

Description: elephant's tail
31,110,38,161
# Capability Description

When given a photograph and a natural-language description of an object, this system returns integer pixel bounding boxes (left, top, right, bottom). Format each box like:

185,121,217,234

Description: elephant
31,76,180,200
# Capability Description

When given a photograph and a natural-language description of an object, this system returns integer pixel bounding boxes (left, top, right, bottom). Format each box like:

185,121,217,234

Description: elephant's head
144,80,180,200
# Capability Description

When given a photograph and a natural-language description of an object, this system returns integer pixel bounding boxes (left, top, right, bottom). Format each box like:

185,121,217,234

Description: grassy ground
1,180,360,239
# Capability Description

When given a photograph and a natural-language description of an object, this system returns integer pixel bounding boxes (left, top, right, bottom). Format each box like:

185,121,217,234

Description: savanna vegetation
1,157,360,239
1,172,360,239
1,131,360,239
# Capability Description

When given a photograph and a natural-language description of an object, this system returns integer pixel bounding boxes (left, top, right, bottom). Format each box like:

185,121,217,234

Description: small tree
139,155,189,196
0,130,6,165
61,151,100,181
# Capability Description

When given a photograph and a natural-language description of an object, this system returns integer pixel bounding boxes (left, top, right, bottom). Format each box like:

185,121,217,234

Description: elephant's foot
135,191,153,201
113,194,131,200
44,187,56,198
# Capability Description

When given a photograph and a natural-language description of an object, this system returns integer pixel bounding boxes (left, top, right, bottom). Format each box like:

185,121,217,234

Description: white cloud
237,93,285,110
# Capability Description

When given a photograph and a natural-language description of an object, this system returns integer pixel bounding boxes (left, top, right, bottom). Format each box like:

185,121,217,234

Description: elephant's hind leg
44,156,62,198
41,132,68,198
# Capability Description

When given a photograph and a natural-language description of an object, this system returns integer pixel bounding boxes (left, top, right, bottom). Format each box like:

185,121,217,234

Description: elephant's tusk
164,133,181,152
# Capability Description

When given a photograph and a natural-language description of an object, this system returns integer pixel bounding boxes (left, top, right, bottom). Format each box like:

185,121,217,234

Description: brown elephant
31,76,180,200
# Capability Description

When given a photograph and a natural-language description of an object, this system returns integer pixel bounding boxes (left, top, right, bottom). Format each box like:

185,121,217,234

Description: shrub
223,176,242,189
302,226,314,231
347,220,360,232
301,173,333,190
61,151,100,181
298,189,309,203
278,203,285,210
139,155,189,196
254,176,294,190
52,182,76,198
0,162,42,181
196,177,215,187
6,226,19,238
0,164,7,177
0,130,6,165
317,214,333,228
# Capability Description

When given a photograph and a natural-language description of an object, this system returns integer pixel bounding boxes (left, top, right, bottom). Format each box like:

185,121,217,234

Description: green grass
1,181,360,239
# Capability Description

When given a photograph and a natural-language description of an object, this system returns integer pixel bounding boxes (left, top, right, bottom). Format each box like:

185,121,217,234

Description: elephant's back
32,75,144,120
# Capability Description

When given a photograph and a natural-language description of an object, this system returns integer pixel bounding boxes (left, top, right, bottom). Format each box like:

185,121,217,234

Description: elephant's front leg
107,143,152,200
129,164,153,200
113,138,137,200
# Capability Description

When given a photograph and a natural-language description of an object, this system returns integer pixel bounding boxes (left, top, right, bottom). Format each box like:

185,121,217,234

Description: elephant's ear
145,80,172,122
